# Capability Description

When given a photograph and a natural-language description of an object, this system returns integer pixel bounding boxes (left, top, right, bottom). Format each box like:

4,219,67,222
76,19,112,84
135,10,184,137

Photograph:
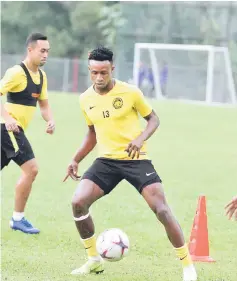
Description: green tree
1,1,125,58
1,1,70,56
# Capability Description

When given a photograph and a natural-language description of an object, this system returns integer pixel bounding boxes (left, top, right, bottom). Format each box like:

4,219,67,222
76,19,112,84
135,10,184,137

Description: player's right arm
63,125,97,182
0,67,21,133
72,125,97,164
63,97,96,182
1,103,19,133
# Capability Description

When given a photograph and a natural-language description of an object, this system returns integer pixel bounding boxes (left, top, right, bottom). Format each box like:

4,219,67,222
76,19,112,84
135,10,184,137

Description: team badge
113,97,123,109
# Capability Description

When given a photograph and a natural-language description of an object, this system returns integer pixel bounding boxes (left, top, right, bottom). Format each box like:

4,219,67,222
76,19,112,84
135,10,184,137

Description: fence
1,54,89,94
1,53,237,100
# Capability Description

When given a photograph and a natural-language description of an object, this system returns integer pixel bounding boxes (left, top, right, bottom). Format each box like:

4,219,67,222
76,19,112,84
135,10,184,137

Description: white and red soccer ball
96,228,130,262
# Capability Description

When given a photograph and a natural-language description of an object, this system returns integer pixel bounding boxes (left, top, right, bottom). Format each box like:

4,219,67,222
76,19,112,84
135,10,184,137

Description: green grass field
1,93,237,281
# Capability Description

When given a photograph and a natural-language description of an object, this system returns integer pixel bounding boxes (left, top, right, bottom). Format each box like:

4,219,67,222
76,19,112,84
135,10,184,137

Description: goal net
133,43,236,105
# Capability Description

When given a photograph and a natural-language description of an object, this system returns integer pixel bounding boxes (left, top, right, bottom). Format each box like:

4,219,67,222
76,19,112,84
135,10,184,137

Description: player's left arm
125,90,159,159
38,73,55,134
140,109,160,139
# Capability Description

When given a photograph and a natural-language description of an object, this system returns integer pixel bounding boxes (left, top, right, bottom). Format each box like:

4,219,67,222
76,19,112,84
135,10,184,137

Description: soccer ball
96,228,130,262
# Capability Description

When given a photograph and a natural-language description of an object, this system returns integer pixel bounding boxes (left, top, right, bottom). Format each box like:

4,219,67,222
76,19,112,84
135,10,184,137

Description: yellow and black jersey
79,80,153,160
0,62,48,130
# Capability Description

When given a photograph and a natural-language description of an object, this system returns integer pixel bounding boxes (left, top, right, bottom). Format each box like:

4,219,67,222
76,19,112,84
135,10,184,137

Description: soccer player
1,33,55,234
64,47,197,281
225,196,237,220
160,61,168,97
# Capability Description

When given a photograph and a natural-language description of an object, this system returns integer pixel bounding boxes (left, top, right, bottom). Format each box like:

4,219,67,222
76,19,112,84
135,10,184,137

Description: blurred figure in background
160,61,168,97
138,63,155,98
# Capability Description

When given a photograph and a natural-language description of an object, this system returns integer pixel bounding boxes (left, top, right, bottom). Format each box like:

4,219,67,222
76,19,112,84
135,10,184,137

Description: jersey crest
113,97,123,109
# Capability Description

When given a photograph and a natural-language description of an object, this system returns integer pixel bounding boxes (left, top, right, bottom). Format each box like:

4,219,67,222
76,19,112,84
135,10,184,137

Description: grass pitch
1,93,237,281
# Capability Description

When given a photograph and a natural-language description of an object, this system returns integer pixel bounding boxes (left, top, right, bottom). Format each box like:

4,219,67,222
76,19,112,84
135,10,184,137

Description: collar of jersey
92,79,118,96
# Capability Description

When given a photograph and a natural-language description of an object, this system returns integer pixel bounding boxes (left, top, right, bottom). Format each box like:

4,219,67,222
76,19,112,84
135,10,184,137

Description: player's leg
71,158,123,275
142,182,184,247
14,158,38,212
72,178,104,247
10,128,40,234
142,183,197,281
124,160,197,281
71,179,105,275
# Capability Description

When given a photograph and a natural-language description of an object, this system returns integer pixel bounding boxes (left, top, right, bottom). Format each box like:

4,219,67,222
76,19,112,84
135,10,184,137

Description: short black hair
26,33,47,46
88,47,113,62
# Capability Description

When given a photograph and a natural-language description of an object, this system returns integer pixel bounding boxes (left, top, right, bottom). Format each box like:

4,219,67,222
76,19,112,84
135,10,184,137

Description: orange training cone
189,195,215,262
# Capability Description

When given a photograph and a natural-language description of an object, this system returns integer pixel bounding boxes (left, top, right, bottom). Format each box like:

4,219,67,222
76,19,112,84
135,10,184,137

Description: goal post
133,43,237,105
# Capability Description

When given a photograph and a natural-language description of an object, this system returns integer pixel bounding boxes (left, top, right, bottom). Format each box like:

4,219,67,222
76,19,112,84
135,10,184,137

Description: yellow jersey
79,80,153,160
0,63,48,130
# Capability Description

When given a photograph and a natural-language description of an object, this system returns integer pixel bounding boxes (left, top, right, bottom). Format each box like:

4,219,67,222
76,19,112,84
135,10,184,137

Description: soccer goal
133,43,237,105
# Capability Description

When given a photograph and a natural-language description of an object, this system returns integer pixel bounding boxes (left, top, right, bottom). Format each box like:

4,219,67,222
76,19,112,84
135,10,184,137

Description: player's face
89,60,114,90
28,40,50,67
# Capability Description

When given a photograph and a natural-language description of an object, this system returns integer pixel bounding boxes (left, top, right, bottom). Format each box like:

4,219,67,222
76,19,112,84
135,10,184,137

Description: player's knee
71,197,87,215
26,165,38,181
154,204,171,223
21,159,39,181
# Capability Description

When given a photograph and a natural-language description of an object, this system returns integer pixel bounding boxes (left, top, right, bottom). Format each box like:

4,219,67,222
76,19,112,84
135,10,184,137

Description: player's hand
63,160,81,182
46,120,55,134
5,116,19,133
125,137,144,159
225,196,237,220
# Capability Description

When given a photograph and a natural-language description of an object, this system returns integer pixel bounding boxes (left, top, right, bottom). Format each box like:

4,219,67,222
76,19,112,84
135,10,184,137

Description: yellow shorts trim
8,131,19,153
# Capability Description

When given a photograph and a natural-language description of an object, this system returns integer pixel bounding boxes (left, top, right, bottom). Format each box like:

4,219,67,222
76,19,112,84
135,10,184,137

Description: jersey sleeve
134,89,152,117
0,67,22,95
38,71,48,100
79,97,93,126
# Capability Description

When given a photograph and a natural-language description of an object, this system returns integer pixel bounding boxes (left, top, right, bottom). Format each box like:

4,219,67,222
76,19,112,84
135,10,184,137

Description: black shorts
81,157,162,194
1,124,35,170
